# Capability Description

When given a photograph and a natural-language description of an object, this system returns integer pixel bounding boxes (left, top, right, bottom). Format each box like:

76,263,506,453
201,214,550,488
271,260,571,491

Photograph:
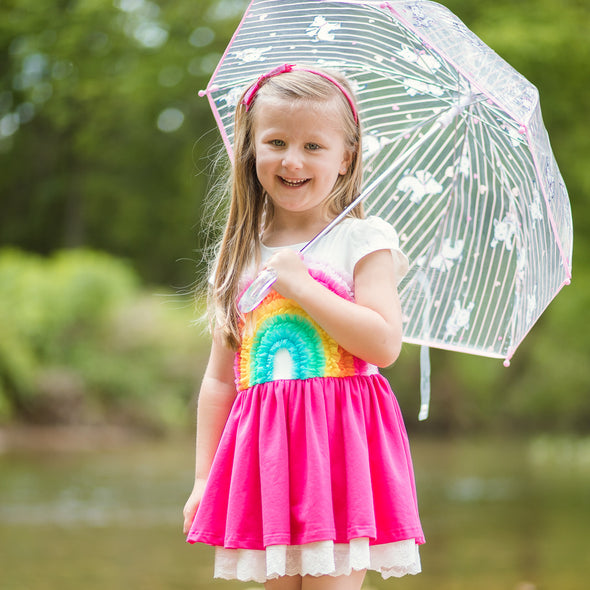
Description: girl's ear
339,150,353,176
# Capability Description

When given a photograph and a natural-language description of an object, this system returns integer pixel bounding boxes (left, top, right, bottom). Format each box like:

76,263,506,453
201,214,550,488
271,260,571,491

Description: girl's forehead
255,94,343,117
253,96,346,130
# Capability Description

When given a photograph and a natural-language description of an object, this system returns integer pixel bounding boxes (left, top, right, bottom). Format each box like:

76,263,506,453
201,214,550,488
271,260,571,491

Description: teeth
282,178,308,187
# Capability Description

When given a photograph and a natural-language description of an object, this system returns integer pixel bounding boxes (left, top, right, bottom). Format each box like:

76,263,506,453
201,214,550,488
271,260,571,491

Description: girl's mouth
280,177,310,187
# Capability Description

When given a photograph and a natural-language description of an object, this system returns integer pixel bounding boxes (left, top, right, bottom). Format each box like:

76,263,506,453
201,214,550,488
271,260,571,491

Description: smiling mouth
280,177,310,187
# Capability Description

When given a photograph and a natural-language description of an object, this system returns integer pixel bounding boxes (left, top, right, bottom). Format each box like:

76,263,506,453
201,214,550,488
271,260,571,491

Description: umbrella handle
237,267,279,313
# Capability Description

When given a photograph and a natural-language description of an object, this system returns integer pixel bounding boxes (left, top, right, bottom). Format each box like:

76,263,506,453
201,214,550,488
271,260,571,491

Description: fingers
265,250,308,290
183,508,196,535
182,498,199,535
266,252,311,302
266,248,304,269
183,480,208,534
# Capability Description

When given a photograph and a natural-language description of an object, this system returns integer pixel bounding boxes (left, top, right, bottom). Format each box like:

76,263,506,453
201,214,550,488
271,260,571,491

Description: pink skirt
187,375,424,580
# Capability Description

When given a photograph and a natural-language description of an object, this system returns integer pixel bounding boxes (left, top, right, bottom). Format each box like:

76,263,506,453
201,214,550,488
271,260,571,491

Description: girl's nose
281,148,303,170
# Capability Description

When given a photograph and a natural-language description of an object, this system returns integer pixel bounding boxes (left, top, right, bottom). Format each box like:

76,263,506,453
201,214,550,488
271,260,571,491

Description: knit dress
186,216,424,582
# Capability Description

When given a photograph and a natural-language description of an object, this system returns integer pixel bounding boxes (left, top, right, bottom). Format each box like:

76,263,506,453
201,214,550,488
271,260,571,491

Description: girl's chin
268,200,328,217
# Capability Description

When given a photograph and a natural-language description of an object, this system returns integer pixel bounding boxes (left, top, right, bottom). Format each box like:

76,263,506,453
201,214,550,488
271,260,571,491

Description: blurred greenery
0,248,209,429
0,0,588,433
0,0,243,285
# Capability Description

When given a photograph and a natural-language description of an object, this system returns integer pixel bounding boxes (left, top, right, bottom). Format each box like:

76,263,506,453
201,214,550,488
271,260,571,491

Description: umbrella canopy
199,0,573,367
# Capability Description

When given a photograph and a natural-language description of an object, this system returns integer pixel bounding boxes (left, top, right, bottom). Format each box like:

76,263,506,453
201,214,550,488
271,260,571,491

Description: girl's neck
262,209,333,248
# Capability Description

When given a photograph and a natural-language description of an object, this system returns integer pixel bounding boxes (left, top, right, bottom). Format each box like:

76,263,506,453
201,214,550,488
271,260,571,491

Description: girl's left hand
182,478,207,535
266,249,312,300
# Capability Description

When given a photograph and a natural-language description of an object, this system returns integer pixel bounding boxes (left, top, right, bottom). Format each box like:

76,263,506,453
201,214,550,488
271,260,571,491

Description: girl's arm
182,329,236,534
268,248,402,367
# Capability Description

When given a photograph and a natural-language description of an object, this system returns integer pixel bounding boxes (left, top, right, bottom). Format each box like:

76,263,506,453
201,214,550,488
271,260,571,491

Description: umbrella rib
342,63,463,104
430,80,473,245
409,74,470,259
466,114,520,200
363,109,446,176
469,129,523,350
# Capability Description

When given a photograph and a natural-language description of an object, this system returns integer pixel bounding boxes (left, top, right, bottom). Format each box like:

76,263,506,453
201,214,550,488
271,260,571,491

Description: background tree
0,0,243,285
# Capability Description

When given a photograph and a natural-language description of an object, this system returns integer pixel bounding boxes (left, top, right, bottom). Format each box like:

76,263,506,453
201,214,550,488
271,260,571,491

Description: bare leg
302,570,366,590
265,575,302,590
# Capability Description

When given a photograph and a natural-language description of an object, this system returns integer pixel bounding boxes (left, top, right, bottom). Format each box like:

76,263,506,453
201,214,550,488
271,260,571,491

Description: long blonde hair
211,67,364,349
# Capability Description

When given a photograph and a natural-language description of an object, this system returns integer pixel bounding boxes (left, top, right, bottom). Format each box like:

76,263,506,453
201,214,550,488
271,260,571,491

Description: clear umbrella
199,0,573,417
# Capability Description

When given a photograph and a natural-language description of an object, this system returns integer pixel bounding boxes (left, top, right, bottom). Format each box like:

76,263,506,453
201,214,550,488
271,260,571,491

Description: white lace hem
214,538,421,583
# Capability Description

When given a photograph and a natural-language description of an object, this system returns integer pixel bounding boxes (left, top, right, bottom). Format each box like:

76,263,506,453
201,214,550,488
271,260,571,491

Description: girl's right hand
266,248,312,301
182,478,207,535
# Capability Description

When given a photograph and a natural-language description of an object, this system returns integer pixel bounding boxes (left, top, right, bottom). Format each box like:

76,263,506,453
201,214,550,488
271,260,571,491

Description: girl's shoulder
336,215,400,245
312,216,409,282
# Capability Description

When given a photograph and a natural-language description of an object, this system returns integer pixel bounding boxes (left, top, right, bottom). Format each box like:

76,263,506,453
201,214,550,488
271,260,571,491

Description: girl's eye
306,143,321,151
270,139,285,147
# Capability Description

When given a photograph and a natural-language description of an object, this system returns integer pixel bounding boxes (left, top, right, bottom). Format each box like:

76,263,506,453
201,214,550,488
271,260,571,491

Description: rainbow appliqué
235,265,376,391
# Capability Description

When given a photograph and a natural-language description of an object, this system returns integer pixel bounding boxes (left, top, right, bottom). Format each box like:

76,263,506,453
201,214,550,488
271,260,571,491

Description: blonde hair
211,67,363,349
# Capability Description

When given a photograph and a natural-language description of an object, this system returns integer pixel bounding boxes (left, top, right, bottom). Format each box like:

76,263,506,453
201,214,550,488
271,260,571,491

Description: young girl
183,64,424,588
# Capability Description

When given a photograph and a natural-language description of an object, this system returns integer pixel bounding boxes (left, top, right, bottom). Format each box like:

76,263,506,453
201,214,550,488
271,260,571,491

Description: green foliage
0,249,207,428
501,275,590,431
0,0,244,285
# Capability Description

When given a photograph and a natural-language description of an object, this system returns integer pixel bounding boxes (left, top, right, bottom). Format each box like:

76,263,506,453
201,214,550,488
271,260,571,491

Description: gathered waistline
235,370,382,393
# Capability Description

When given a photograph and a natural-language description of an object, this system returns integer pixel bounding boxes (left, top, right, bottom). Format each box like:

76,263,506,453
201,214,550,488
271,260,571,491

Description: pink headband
241,63,359,124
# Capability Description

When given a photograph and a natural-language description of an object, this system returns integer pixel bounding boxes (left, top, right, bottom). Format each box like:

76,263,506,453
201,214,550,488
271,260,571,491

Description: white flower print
490,212,519,250
362,133,392,159
305,16,341,42
402,78,445,97
445,300,475,339
396,45,441,73
430,239,465,271
234,47,273,63
398,170,443,204
529,188,544,221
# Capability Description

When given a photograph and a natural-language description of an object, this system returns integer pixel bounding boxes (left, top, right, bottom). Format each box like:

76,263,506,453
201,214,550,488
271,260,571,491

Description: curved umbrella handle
237,267,279,313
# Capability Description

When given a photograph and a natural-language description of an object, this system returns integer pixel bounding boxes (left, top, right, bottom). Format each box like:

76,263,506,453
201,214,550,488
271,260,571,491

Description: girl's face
253,97,352,222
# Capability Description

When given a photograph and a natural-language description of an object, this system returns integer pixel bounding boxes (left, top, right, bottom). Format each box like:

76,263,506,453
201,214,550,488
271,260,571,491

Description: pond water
1,434,589,590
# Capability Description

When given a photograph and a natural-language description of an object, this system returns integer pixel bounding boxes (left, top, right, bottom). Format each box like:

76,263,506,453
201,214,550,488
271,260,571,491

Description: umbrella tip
503,359,511,368
198,89,207,98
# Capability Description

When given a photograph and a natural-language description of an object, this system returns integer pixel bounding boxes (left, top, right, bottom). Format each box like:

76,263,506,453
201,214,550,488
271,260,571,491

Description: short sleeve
347,216,409,283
